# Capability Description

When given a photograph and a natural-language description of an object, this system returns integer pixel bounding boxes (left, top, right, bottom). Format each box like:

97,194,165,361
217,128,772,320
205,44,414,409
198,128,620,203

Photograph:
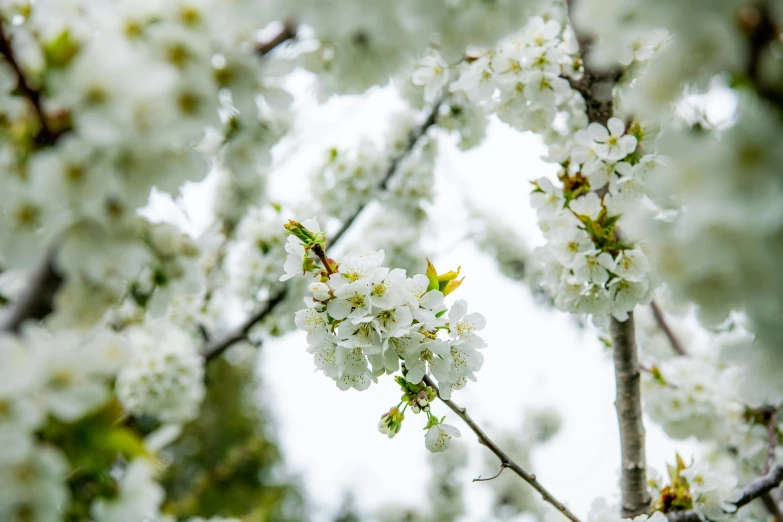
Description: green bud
44,31,81,69
284,220,317,244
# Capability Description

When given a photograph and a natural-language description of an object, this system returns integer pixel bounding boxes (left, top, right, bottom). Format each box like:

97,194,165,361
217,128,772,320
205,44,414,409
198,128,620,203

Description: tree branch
0,247,62,333
563,1,622,127
422,375,582,522
666,465,783,522
649,300,687,356
611,313,651,517
256,19,297,56
202,98,444,361
565,0,649,514
739,1,783,113
0,21,67,145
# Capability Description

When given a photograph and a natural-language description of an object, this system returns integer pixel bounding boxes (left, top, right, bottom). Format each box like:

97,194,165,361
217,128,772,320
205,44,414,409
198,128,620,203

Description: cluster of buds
378,407,405,439
396,376,438,415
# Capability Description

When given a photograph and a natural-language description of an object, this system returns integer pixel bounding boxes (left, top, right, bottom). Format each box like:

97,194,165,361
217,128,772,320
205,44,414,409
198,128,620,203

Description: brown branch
422,375,582,522
0,21,66,145
202,287,286,362
312,244,334,275
0,247,62,333
202,98,444,361
473,463,508,482
256,19,297,56
761,410,783,522
667,465,783,522
611,313,651,517
650,300,687,356
563,2,623,127
739,2,783,113
565,1,648,513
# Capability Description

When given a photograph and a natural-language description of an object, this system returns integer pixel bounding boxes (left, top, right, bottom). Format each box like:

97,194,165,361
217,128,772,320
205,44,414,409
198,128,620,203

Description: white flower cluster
642,356,734,441
91,458,164,522
311,110,436,222
0,327,132,520
274,0,532,95
283,218,482,450
116,322,205,423
638,94,783,403
227,206,289,301
529,119,658,325
682,463,743,521
311,140,390,222
295,249,486,398
446,10,585,138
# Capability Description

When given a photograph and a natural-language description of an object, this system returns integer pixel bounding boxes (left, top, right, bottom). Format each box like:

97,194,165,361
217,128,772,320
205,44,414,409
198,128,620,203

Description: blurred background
146,74,705,521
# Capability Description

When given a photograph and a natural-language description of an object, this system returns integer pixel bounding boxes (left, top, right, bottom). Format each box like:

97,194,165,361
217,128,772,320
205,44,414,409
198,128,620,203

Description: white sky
153,79,699,522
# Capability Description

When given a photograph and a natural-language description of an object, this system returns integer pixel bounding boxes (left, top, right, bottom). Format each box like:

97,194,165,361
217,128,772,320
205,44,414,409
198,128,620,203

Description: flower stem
311,244,334,275
422,374,582,522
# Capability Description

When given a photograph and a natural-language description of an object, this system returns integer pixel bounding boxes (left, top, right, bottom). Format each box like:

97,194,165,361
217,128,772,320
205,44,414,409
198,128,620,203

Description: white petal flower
590,118,637,161
327,279,372,321
412,52,449,103
279,236,306,281
295,308,328,341
570,252,615,285
569,192,603,220
531,177,565,217
309,282,331,301
613,249,650,281
405,339,452,384
448,299,487,348
368,267,406,309
92,459,164,522
425,422,461,452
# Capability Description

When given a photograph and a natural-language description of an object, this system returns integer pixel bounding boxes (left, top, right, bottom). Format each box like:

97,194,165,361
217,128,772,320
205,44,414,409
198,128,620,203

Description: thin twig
667,465,783,522
473,462,508,482
422,375,582,522
739,1,783,113
765,410,778,475
312,244,334,275
256,19,297,56
0,247,62,333
0,21,65,145
202,287,287,362
328,96,444,249
202,99,444,360
760,409,783,522
761,492,783,522
650,300,687,356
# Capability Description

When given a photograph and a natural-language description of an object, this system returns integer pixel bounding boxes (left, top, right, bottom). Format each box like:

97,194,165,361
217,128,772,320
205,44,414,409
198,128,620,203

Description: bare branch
473,462,508,482
0,247,62,334
761,492,783,522
666,465,783,522
649,300,687,357
739,2,783,113
422,375,582,522
256,19,297,56
761,409,783,522
0,21,68,145
202,98,444,360
611,314,651,517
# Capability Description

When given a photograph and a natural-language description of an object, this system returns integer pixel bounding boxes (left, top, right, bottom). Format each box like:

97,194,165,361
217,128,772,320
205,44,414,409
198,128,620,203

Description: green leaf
425,258,439,291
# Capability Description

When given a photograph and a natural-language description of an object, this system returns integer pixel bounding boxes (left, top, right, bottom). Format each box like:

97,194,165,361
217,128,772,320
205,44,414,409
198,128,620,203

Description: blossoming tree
2,0,783,520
